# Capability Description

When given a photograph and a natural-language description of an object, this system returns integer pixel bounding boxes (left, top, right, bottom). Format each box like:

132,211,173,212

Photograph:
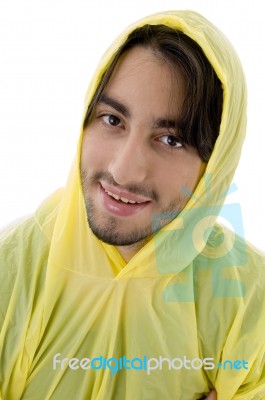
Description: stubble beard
84,196,157,246
81,170,186,247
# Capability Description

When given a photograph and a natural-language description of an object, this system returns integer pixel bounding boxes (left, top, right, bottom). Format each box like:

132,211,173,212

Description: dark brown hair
83,24,223,162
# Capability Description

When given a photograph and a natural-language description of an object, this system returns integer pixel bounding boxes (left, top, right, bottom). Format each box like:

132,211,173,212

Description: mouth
99,182,151,217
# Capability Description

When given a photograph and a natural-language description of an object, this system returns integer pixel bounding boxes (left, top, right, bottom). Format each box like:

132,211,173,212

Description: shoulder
0,190,63,330
199,222,265,271
0,213,50,265
195,222,265,313
195,224,265,372
0,215,50,310
196,224,265,344
0,188,63,254
0,189,64,286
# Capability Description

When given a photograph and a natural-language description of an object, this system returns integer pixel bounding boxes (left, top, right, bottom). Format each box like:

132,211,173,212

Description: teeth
106,190,139,204
109,192,120,201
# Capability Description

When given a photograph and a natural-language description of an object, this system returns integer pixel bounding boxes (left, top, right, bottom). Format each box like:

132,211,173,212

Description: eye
102,114,121,126
159,135,183,148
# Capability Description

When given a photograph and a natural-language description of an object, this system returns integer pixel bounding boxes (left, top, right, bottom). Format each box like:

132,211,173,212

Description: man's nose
108,135,149,185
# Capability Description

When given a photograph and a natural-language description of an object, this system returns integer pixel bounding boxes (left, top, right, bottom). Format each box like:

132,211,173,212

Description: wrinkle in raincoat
1,10,265,400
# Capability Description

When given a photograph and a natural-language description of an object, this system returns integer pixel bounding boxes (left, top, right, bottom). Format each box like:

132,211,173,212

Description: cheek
81,132,109,171
155,157,205,197
183,161,206,193
186,155,206,184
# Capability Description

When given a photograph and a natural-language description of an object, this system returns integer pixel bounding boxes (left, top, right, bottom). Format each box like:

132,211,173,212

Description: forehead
102,46,186,118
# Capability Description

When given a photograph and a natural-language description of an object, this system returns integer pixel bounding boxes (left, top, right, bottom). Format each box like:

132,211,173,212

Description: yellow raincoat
1,10,265,400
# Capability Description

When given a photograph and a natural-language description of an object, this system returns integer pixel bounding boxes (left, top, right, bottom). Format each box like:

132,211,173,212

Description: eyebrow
99,94,131,118
154,118,181,131
99,94,181,132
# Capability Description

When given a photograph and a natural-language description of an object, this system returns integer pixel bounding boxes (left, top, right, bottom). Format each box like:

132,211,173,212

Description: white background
0,0,264,251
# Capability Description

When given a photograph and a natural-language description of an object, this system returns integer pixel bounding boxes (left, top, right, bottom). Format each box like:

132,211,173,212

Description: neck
116,238,150,263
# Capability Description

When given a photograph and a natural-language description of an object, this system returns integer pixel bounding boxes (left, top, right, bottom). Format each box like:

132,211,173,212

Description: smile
104,190,144,204
99,183,151,217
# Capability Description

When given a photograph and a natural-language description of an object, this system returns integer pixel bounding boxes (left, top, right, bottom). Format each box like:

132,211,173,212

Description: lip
99,183,151,217
100,181,151,203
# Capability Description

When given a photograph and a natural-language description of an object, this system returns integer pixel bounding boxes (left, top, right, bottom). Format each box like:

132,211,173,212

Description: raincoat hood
44,10,247,277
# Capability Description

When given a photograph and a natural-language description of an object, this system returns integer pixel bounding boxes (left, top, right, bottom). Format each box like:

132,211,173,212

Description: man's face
81,46,205,249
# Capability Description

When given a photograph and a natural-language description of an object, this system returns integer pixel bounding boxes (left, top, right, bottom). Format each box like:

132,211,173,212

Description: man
0,10,265,400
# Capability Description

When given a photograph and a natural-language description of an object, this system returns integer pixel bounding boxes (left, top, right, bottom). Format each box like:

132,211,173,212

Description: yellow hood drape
48,9,247,276
1,10,265,400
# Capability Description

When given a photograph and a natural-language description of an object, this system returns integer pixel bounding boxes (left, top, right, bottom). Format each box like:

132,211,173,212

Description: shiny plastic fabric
1,10,265,400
